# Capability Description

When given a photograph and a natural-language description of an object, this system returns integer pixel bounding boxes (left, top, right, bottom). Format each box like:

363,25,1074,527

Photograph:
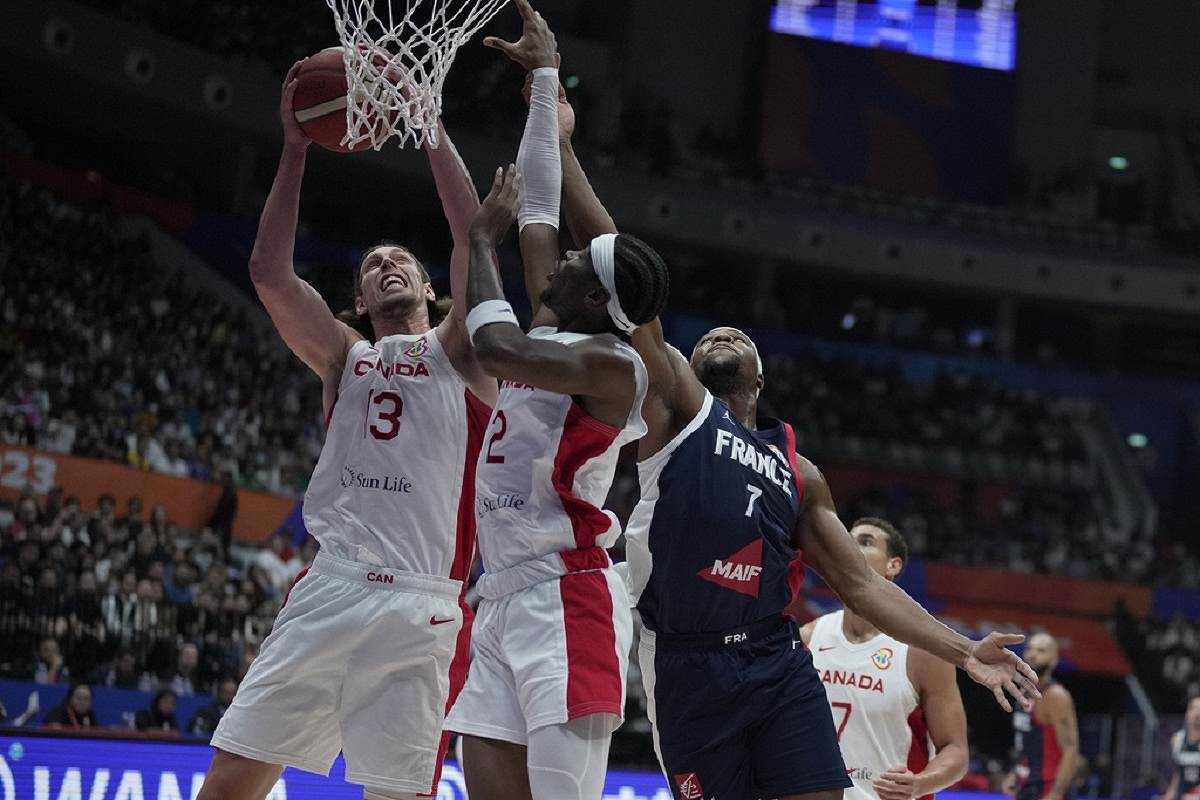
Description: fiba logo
404,337,430,359
872,647,894,670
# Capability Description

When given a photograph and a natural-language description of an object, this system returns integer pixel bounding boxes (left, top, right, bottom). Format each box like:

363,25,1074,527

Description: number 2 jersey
303,329,490,578
472,327,648,599
624,391,805,634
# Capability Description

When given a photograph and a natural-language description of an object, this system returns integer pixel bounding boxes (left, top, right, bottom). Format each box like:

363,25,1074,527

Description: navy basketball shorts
638,617,851,800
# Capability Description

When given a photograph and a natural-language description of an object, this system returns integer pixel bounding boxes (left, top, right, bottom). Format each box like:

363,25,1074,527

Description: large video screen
769,0,1018,71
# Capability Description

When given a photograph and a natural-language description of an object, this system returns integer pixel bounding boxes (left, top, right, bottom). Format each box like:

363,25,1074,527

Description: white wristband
466,300,519,344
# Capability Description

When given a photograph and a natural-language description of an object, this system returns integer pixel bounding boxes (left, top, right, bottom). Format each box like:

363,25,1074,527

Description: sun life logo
872,647,894,670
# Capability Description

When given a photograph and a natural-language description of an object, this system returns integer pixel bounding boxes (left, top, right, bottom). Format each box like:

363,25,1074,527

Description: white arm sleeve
517,67,561,231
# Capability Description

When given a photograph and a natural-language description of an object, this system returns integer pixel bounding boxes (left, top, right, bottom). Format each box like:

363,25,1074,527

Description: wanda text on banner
0,735,1009,800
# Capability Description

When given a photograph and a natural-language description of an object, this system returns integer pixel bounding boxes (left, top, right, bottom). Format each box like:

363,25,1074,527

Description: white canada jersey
473,327,647,599
809,610,933,800
304,329,489,578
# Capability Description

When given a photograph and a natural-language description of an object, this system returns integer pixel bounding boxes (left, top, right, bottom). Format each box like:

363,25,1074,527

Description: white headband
590,233,638,334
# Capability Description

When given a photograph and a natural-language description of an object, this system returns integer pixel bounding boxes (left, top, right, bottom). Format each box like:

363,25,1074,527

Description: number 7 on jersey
744,484,763,517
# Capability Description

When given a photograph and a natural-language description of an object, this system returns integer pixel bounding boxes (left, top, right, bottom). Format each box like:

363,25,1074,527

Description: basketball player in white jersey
440,4,669,798
802,518,968,800
197,61,496,800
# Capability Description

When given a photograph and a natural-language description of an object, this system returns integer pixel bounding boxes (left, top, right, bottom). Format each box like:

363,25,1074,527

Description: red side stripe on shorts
561,571,623,719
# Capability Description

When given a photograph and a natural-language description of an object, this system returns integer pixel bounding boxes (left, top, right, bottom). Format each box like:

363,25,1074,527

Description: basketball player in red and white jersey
1004,633,1079,800
440,4,669,798
801,518,969,800
197,61,496,800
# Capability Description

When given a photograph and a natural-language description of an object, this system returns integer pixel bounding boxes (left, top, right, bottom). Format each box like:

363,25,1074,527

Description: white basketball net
326,0,510,150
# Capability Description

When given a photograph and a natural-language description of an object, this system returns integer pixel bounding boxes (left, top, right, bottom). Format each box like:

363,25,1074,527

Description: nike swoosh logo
430,616,455,626
818,646,835,652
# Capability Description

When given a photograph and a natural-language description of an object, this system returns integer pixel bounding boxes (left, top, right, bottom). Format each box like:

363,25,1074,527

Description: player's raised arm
545,74,618,248
464,168,636,408
426,121,481,324
792,454,1042,712
425,123,499,405
485,0,560,320
546,77,705,450
249,60,358,385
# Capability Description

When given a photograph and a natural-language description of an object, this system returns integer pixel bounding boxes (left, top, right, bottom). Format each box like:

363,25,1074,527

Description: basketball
292,47,368,153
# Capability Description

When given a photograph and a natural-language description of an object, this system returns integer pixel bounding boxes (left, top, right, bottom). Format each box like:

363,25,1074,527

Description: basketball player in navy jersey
1165,695,1200,800
546,84,1039,800
1005,633,1079,800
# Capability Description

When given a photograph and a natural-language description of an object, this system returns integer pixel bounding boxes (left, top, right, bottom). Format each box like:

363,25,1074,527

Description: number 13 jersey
304,330,490,578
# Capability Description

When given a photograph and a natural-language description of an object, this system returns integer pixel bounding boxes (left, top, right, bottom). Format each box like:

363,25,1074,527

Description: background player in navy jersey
1165,695,1200,800
801,518,968,800
1004,633,1079,800
544,81,1039,800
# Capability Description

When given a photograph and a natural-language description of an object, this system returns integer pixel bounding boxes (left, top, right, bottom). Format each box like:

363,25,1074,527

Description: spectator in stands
135,689,178,732
253,531,300,593
189,678,238,742
33,636,68,684
100,649,147,692
42,683,97,729
170,642,200,696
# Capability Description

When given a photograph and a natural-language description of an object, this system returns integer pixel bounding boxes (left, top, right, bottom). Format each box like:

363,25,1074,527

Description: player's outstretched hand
963,631,1041,712
521,55,574,142
470,165,522,246
281,60,312,152
873,768,918,800
484,0,557,71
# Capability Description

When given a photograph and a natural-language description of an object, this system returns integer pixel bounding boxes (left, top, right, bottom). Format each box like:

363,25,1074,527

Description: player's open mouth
382,275,408,291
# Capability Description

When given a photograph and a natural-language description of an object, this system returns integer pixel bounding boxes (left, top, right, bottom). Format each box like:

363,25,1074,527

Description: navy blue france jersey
624,392,805,634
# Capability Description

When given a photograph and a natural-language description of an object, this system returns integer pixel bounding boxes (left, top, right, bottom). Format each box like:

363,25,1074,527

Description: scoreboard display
769,0,1018,71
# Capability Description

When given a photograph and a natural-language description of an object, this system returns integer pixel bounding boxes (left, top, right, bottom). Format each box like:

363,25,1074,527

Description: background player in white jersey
543,78,1038,799
197,59,496,800
801,517,968,800
442,4,669,798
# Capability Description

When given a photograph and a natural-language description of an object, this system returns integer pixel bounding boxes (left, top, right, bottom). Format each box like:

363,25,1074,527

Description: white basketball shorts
445,566,631,745
211,551,463,795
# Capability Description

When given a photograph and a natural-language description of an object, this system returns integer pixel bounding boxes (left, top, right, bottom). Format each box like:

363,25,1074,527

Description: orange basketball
292,47,368,153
